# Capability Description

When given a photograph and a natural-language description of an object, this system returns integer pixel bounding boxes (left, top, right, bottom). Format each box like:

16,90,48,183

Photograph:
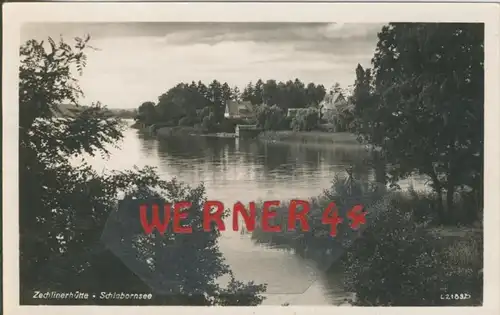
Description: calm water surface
86,122,426,305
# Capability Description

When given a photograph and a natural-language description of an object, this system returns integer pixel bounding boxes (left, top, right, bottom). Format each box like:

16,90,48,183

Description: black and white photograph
3,2,499,313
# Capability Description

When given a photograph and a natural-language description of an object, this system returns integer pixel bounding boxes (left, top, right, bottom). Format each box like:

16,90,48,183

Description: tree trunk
435,185,446,224
428,170,446,224
446,181,455,224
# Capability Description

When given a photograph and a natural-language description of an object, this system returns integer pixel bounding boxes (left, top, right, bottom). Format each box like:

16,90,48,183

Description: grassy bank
156,126,202,137
250,175,483,306
258,131,360,146
133,117,249,138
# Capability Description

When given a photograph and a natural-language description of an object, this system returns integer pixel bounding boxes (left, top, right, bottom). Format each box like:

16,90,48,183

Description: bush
197,107,211,121
255,104,286,131
178,116,192,126
290,108,319,131
248,173,483,306
341,193,483,306
251,174,387,267
391,187,440,225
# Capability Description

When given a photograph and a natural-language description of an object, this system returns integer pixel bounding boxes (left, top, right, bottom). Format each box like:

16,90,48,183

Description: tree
197,81,209,99
262,79,279,106
305,83,326,107
231,86,241,101
19,35,266,305
241,82,254,103
201,112,218,133
290,108,319,131
154,83,209,126
350,64,374,133
255,104,286,131
276,81,287,109
156,85,188,125
351,23,484,223
253,79,264,105
291,78,307,108
208,80,225,122
342,193,482,306
137,101,157,125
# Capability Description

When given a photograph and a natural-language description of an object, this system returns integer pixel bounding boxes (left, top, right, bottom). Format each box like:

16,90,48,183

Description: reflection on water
146,134,373,204
85,124,426,305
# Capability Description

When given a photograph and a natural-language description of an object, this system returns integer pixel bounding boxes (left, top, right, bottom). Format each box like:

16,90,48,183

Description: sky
21,22,385,109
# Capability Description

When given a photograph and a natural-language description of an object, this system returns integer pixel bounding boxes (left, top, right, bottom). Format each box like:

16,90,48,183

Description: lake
85,121,427,305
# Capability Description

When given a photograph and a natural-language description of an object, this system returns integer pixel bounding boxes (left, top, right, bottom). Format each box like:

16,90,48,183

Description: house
320,91,347,114
224,100,254,119
286,92,347,118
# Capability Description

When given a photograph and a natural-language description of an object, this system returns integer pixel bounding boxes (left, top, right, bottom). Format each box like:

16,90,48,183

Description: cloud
154,22,383,55
20,22,384,108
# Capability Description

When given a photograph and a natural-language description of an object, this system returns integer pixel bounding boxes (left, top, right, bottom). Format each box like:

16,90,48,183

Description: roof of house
321,92,344,107
319,93,356,113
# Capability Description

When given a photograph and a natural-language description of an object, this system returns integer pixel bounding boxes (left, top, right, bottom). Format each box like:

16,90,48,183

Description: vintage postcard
2,2,499,315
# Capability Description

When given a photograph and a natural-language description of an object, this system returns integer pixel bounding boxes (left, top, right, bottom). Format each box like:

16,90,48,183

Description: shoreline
257,131,361,146
136,124,364,147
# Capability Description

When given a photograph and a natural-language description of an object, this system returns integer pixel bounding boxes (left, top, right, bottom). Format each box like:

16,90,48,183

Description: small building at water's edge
235,124,262,138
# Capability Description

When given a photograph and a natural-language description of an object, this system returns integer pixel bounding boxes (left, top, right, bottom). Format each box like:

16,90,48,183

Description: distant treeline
53,104,137,120
108,108,138,119
135,79,335,124
134,79,345,134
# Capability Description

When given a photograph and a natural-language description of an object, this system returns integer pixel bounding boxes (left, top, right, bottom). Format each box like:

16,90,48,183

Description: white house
286,92,348,118
320,92,346,115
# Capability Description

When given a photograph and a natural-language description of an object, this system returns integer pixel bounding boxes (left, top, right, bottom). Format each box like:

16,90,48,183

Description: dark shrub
341,193,483,306
255,105,286,131
178,117,192,126
290,108,320,131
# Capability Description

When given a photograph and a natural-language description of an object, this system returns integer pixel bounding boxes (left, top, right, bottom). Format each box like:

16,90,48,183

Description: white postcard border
3,2,499,315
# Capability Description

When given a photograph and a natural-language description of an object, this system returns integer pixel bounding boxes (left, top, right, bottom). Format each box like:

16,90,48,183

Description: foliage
290,108,320,131
19,35,90,130
19,35,266,305
201,112,219,133
321,98,354,132
155,83,208,125
350,23,484,224
341,193,483,306
137,101,157,126
135,80,232,128
245,78,326,110
255,104,286,131
322,108,337,126
135,77,331,132
250,175,483,307
251,174,387,263
178,116,193,127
